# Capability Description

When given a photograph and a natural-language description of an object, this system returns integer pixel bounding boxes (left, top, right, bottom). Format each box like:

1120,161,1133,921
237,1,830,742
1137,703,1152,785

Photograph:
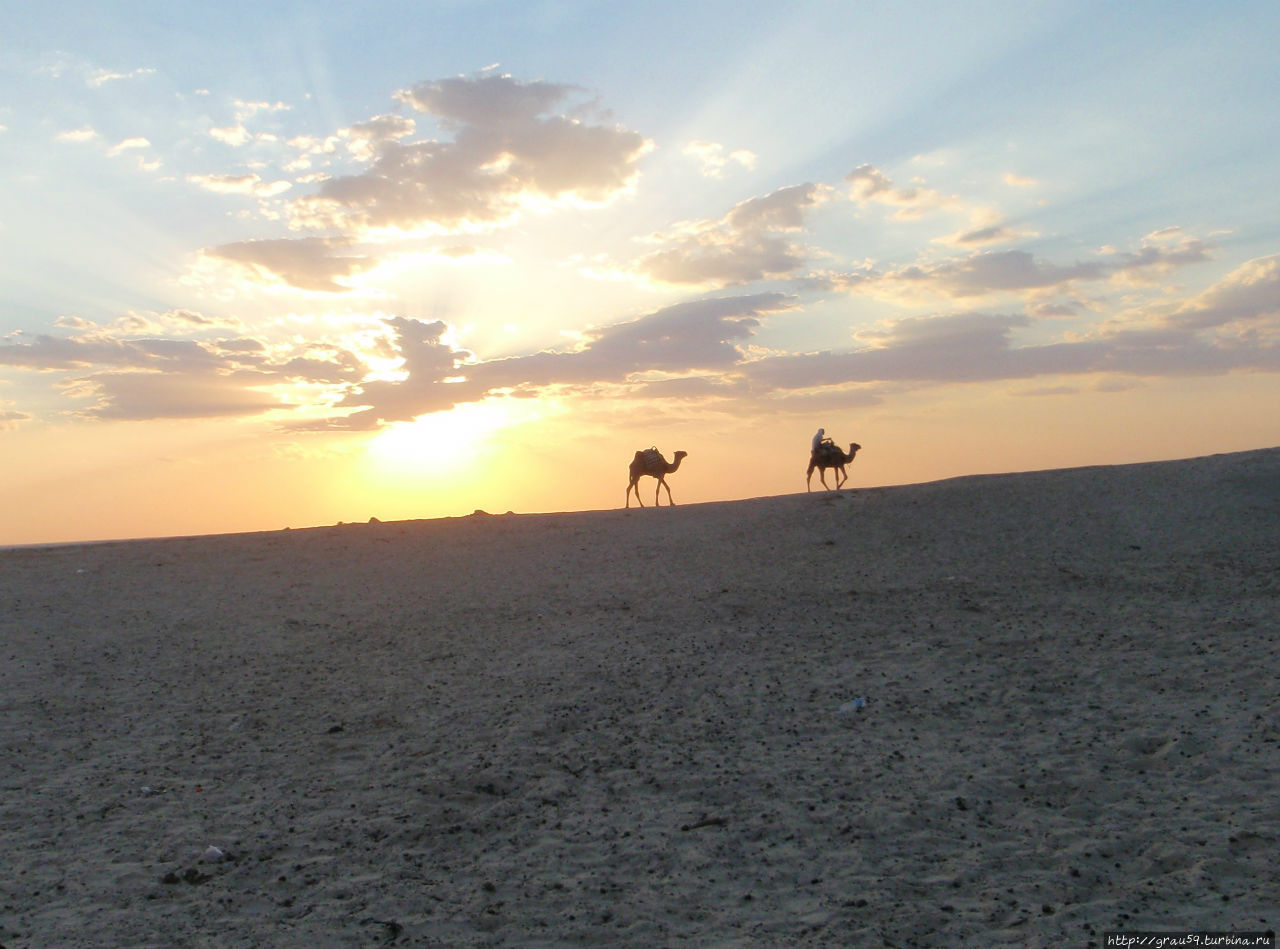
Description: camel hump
816,442,843,463
640,447,663,465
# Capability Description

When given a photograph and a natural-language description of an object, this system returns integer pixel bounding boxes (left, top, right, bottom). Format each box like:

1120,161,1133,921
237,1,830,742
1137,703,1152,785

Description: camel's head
850,443,862,457
674,450,688,460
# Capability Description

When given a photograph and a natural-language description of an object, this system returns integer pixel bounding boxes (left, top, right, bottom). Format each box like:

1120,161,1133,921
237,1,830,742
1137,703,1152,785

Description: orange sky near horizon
3,371,1276,547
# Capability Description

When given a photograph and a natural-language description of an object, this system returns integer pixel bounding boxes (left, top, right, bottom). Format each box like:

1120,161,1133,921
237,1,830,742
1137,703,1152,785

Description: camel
807,441,861,492
626,448,688,507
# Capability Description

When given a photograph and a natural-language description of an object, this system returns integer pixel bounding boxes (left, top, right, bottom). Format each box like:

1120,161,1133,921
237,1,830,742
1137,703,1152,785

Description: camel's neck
668,456,683,472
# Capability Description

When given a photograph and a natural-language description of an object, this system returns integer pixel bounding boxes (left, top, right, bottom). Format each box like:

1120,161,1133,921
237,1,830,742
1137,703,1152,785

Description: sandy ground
1,448,1278,947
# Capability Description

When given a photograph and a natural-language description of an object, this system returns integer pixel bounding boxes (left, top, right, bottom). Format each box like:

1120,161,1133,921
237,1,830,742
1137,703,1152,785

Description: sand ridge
1,448,1277,946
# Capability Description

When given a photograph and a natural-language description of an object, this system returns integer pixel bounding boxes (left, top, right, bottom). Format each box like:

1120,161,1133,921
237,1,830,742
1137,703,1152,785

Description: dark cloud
743,301,1280,393
319,318,475,430
166,308,240,328
472,293,792,390
919,250,1107,297
292,75,649,233
207,237,380,292
318,294,793,430
818,238,1214,300
746,313,1039,388
0,334,219,371
945,224,1023,246
1110,237,1213,278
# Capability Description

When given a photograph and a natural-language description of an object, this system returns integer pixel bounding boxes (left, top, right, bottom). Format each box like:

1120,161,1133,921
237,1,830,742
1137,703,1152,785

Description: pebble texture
1,448,1277,946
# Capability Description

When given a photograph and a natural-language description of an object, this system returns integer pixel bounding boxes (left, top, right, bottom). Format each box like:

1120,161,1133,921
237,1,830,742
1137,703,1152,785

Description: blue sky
2,1,1278,542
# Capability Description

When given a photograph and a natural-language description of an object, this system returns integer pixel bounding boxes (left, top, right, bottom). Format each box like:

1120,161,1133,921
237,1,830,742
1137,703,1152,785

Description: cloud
163,308,244,330
505,292,791,379
106,137,150,157
206,100,292,148
88,66,155,87
846,164,958,220
187,173,292,197
464,292,792,396
927,251,1109,296
817,235,1214,302
0,334,213,372
742,283,1280,394
318,293,793,430
0,318,368,422
232,99,291,119
1102,230,1213,284
340,114,416,161
0,408,31,430
210,125,251,147
683,140,757,178
49,309,243,338
634,184,828,287
937,222,1028,248
290,74,650,234
1167,253,1280,334
56,127,98,144
50,326,363,423
205,237,381,292
320,318,474,429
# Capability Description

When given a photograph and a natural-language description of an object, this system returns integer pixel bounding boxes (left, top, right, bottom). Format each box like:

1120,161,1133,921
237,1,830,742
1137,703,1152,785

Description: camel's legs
626,479,645,508
658,476,675,505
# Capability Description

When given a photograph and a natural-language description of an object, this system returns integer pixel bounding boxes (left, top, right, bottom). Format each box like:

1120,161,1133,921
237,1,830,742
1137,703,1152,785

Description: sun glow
364,398,525,476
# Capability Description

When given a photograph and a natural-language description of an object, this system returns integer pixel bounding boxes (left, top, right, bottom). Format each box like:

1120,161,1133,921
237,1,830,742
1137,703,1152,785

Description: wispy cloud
55,126,98,144
683,140,757,178
187,172,292,197
88,66,155,87
106,136,150,157
206,100,293,148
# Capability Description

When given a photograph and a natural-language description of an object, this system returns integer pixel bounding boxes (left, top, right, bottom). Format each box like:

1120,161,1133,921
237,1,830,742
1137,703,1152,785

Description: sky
2,0,1278,545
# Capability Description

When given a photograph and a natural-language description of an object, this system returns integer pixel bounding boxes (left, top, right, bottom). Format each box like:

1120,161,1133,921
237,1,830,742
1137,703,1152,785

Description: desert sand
2,448,1277,947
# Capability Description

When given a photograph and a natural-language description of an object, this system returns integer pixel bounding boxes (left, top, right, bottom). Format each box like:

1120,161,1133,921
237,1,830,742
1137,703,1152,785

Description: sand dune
2,448,1277,946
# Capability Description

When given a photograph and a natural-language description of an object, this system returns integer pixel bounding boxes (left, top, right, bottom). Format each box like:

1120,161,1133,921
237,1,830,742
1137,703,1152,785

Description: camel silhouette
807,441,861,491
626,448,687,507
